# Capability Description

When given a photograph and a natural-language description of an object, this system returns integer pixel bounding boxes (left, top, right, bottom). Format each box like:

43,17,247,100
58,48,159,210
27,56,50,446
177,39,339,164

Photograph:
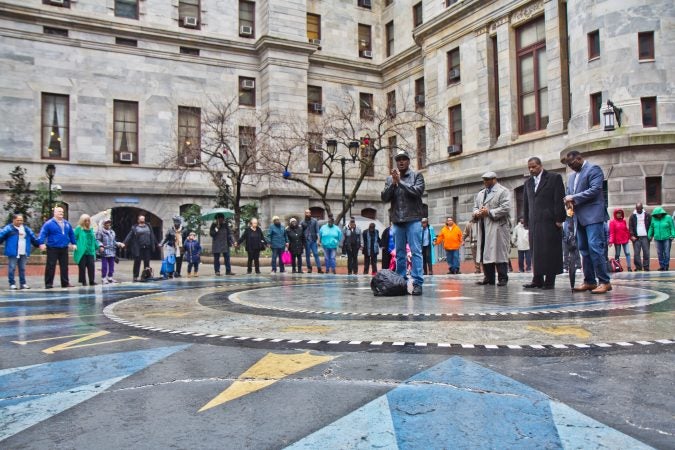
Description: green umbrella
201,208,235,221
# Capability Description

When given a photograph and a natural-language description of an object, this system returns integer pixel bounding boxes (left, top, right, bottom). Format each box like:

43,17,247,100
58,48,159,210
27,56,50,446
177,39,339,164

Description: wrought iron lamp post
45,164,56,213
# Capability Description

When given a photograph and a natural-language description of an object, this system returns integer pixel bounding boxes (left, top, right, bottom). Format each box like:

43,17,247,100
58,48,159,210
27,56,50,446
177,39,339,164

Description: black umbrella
565,218,580,289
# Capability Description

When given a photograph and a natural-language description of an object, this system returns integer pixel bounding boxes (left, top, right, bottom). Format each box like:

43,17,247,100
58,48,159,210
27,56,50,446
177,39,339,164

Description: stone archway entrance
111,207,163,260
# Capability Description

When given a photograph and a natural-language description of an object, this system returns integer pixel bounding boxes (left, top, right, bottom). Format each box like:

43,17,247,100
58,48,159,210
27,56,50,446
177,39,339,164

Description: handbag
281,250,292,265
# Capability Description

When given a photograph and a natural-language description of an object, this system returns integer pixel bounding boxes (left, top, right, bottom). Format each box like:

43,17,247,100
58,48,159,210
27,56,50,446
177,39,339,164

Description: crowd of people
1,151,674,291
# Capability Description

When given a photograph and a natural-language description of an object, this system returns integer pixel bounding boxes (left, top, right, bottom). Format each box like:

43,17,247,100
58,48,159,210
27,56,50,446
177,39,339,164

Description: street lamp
326,140,360,226
602,100,622,131
45,164,56,213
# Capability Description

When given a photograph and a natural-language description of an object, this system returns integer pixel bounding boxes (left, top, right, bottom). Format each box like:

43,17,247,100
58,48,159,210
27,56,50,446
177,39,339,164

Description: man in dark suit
522,157,566,289
564,151,611,294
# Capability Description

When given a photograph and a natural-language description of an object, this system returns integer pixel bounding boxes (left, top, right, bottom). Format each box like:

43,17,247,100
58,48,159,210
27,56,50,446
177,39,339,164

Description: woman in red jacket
609,208,631,271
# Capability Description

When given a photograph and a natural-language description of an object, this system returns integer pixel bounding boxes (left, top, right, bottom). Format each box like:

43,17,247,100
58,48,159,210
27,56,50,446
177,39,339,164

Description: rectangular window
385,0,393,6
446,0,458,6
307,13,321,42
180,46,200,56
116,37,137,47
517,17,548,133
416,126,426,168
413,2,423,27
414,77,425,108
113,100,138,164
587,30,600,60
308,133,323,174
44,27,68,37
386,90,396,118
43,0,70,7
41,93,69,160
115,0,138,19
491,35,501,139
387,135,397,172
385,21,394,57
358,0,372,9
178,106,200,164
308,85,323,114
447,48,460,84
239,1,255,38
360,93,374,121
645,177,662,206
590,92,602,127
641,97,657,127
239,76,256,107
358,24,372,58
239,126,255,164
179,0,200,29
638,31,654,60
449,105,462,147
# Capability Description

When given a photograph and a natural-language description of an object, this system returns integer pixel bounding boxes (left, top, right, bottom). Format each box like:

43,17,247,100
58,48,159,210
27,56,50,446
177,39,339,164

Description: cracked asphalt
1,269,674,449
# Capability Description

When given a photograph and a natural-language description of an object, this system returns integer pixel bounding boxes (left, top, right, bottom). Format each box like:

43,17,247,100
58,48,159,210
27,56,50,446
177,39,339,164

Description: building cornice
561,132,675,161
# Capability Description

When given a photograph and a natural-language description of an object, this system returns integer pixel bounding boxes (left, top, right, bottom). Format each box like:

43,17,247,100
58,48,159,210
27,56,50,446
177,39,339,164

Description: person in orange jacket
434,217,463,274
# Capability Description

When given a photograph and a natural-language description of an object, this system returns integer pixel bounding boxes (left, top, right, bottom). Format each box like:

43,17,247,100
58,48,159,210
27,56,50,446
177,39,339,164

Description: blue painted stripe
0,345,190,400
0,324,97,337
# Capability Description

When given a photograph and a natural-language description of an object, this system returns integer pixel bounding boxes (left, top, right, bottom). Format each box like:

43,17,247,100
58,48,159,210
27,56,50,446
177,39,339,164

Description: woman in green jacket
74,214,102,285
647,207,675,271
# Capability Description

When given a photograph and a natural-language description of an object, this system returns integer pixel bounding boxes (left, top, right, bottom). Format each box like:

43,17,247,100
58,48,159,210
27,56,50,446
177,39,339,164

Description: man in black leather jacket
381,149,425,295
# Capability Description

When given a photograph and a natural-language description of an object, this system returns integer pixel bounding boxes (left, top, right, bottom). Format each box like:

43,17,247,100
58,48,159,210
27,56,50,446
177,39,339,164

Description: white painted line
252,338,266,342
572,343,591,348
484,345,499,349
192,333,206,337
552,344,568,349
158,330,172,333
655,339,674,344
507,345,522,349
269,338,283,343
235,337,250,341
529,345,545,349
287,339,302,343
169,330,183,334
392,342,406,346
327,340,342,344
181,332,193,335
307,340,321,344
348,341,362,345
221,336,234,339
415,342,427,347
370,341,384,346
636,341,653,345
616,342,633,347
437,343,451,347
205,334,219,338
595,343,612,347
461,344,475,349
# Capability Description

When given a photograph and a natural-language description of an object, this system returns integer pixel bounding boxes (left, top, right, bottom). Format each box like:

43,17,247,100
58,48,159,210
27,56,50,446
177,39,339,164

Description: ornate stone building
0,0,673,241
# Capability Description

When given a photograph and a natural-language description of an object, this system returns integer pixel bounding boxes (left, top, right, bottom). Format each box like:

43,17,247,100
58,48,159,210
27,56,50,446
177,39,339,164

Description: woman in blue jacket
0,213,41,289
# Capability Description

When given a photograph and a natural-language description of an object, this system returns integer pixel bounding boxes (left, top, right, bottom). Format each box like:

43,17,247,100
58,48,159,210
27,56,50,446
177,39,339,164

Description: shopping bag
281,250,292,265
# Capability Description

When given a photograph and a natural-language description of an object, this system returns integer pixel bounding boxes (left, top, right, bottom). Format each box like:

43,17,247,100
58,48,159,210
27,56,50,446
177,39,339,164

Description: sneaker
109,278,117,283
9,284,17,290
102,279,109,284
21,284,30,289
194,273,199,277
270,270,276,274
411,284,423,296
226,272,235,276
215,272,221,276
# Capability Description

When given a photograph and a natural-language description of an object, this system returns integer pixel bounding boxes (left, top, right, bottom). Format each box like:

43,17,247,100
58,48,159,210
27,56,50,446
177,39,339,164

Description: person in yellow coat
434,217,463,274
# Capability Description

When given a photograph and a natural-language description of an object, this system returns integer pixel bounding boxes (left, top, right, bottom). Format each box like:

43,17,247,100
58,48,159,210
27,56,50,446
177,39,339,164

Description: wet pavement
1,261,673,449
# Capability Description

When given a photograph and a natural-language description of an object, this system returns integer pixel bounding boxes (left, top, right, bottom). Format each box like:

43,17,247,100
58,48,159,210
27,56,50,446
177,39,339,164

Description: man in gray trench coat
473,171,512,286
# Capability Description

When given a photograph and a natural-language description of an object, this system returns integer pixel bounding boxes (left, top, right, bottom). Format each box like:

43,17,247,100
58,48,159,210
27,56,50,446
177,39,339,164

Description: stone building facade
0,0,673,241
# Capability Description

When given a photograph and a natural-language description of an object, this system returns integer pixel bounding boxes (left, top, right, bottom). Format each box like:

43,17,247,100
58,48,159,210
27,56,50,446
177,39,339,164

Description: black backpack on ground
370,269,408,297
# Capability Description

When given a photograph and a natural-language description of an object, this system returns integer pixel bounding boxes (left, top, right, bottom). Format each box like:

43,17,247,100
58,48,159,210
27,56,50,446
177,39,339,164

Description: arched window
309,206,325,220
361,208,377,219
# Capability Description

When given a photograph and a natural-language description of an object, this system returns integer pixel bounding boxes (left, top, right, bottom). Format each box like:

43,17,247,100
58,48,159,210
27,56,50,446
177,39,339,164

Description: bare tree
263,91,441,225
159,97,276,237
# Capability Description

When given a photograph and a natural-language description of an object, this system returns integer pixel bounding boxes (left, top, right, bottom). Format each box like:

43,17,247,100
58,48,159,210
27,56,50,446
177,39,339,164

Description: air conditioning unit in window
48,0,65,5
240,26,253,36
361,50,373,58
183,16,198,28
184,156,199,166
415,94,425,106
448,68,461,82
310,103,323,113
119,152,134,162
447,144,463,156
309,39,322,46
241,79,255,89
240,138,252,147
311,144,322,151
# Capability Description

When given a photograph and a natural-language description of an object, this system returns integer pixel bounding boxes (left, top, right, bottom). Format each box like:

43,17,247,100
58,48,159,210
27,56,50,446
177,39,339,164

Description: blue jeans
613,243,631,270
271,247,285,272
324,247,337,271
655,239,672,269
305,240,321,270
518,250,531,272
446,249,460,271
577,222,610,284
394,220,423,286
8,255,27,286
213,252,231,274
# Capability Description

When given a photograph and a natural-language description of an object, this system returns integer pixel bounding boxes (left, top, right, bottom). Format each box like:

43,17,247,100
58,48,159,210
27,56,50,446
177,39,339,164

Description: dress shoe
497,280,508,286
591,283,612,294
540,285,555,290
63,284,75,288
523,283,542,289
573,283,597,292
226,272,235,275
45,285,53,289
476,279,494,285
411,284,423,296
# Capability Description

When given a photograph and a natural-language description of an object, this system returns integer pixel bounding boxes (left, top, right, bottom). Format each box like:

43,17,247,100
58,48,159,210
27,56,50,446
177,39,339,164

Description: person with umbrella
522,157,566,289
210,213,235,275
